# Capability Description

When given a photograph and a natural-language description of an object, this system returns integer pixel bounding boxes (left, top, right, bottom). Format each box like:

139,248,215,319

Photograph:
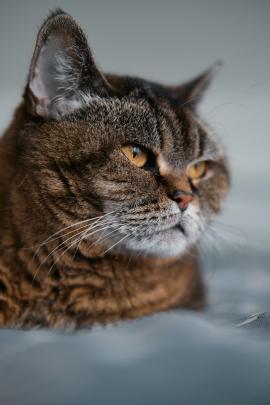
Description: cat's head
16,9,229,258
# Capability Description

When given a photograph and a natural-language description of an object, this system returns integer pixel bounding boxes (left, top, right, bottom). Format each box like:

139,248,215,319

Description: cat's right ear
24,9,112,119
167,62,222,110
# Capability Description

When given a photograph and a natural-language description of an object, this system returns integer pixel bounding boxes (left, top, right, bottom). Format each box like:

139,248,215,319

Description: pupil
132,146,139,158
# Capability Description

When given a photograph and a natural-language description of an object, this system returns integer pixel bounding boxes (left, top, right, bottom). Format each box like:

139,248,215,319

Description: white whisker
100,234,129,257
47,222,121,275
30,209,118,260
32,215,119,282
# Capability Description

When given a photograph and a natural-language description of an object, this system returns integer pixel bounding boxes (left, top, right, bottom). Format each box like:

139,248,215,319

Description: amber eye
187,161,207,180
121,145,148,168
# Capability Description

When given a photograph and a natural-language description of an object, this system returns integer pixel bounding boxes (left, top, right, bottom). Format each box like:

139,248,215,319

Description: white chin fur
122,228,189,257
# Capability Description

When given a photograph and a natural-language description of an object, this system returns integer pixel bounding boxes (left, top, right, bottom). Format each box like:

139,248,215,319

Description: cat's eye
187,161,207,180
121,145,148,168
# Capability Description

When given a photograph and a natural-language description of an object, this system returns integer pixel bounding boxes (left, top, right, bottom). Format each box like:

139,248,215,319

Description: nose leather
162,174,194,210
170,190,193,210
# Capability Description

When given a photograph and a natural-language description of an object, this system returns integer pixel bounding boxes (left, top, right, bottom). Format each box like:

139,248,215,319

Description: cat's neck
3,240,203,328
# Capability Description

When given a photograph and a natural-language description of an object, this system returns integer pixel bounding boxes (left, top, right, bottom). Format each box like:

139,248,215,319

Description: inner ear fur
24,9,112,119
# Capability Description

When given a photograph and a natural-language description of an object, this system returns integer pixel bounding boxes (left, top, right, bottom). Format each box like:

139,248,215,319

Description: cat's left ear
24,9,113,119
168,62,222,109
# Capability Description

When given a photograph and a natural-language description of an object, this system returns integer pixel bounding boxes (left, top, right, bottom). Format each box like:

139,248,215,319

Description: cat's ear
168,62,222,109
24,9,112,119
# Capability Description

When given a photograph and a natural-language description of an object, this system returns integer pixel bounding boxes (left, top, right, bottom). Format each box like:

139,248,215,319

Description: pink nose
171,191,193,211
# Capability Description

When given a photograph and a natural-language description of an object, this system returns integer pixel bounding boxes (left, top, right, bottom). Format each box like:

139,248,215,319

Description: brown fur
0,10,229,329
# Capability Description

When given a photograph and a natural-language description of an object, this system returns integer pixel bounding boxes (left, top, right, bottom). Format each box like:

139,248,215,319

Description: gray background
0,1,270,404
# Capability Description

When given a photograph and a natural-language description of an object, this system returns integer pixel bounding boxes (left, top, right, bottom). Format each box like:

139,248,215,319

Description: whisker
31,226,92,283
32,218,117,282
82,224,122,249
30,210,118,263
209,223,270,254
47,222,120,276
100,234,129,257
72,220,122,259
26,217,96,252
204,101,250,120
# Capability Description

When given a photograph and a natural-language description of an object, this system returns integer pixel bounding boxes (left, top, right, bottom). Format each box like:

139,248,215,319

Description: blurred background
0,1,270,404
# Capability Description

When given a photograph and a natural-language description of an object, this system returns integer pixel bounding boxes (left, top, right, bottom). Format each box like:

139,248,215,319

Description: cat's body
0,10,229,329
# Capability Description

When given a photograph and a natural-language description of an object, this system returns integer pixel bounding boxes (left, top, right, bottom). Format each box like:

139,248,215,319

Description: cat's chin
119,227,191,258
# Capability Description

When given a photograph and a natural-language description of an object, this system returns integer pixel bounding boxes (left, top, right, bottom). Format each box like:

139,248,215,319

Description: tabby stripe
53,162,77,199
157,104,177,151
198,128,206,157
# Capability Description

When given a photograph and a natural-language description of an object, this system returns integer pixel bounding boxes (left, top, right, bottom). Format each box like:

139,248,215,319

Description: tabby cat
0,10,229,329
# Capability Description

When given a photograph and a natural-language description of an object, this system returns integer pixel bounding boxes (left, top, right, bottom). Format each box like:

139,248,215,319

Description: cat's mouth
146,222,186,238
149,218,187,235
173,223,186,235
102,204,202,257
115,220,191,257
125,218,186,240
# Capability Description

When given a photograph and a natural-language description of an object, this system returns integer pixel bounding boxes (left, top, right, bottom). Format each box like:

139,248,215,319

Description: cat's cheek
201,177,229,215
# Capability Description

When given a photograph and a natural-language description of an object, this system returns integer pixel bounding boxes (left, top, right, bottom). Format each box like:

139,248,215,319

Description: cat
0,9,229,329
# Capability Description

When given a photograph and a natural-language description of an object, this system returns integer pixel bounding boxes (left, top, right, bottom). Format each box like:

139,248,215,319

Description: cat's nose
170,190,193,211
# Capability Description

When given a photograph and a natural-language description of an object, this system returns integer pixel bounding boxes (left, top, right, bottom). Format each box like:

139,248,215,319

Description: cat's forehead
75,96,161,148
76,95,222,167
